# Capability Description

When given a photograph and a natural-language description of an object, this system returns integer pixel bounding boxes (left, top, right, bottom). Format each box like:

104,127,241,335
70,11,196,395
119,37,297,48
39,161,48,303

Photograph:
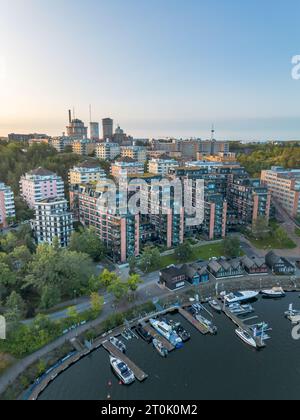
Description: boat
149,319,183,348
174,325,191,342
285,304,300,323
261,287,285,299
109,356,135,385
224,291,259,305
208,299,222,313
152,338,168,357
109,337,126,353
228,303,254,316
235,328,257,348
249,323,272,340
135,326,152,343
196,314,217,335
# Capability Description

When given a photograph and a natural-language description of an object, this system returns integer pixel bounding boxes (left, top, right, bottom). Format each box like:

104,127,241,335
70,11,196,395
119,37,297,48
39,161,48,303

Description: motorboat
109,337,126,353
149,319,183,348
208,299,222,313
285,304,300,323
261,287,285,298
235,328,257,349
224,291,259,304
196,314,217,335
152,338,168,357
135,326,152,343
110,356,135,385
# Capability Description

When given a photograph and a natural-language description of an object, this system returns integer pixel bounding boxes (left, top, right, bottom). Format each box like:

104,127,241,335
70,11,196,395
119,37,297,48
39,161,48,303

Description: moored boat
224,291,259,305
235,328,257,349
135,326,152,343
152,338,168,357
208,299,222,313
261,287,285,298
149,318,183,348
109,337,126,353
285,304,300,323
196,314,217,335
109,356,135,385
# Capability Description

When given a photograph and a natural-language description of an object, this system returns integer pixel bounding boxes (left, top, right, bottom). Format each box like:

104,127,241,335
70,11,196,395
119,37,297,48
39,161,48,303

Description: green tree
252,216,270,240
70,227,106,261
174,242,193,262
127,274,143,300
67,306,78,320
5,291,27,322
90,293,104,313
107,278,128,302
222,237,241,258
99,269,119,289
139,246,161,273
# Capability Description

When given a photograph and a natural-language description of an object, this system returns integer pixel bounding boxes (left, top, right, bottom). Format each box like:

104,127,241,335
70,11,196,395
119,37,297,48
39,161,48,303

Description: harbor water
39,293,300,400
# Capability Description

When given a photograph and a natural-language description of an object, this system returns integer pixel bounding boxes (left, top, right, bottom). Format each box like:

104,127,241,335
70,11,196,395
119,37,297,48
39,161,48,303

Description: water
39,294,300,400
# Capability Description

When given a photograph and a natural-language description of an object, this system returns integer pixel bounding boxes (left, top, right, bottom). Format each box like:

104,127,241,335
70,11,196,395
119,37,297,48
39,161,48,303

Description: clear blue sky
1,0,300,140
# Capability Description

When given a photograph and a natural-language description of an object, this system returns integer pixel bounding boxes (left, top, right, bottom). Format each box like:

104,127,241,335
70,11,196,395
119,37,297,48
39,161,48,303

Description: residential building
96,142,120,161
8,133,49,142
207,258,245,279
121,146,147,162
0,183,15,227
265,251,296,275
51,136,74,153
34,198,73,247
20,168,65,208
241,256,269,275
261,166,300,217
72,139,97,156
111,159,144,179
148,159,179,176
159,263,209,290
69,162,106,186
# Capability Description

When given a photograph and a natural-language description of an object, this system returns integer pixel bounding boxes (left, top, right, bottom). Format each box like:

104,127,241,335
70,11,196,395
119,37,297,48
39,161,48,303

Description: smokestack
68,110,72,124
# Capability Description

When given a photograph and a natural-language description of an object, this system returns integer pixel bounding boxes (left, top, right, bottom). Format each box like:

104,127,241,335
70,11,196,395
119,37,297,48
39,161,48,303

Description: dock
142,324,175,351
102,340,148,382
179,307,210,335
222,306,266,348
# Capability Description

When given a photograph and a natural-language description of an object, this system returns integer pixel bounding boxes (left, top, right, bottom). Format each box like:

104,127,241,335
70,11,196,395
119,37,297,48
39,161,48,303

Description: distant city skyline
1,0,300,140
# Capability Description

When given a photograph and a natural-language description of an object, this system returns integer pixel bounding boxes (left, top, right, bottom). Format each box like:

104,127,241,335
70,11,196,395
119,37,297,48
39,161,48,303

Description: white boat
196,314,217,334
208,299,222,313
224,291,259,304
109,337,126,353
261,287,285,298
235,328,257,348
109,356,135,385
285,304,300,323
149,319,183,348
152,338,168,357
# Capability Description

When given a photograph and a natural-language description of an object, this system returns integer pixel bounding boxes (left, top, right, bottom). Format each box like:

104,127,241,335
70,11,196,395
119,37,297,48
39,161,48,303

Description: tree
252,216,270,240
273,227,289,244
90,293,104,313
174,242,193,262
139,246,161,273
222,237,241,258
127,274,143,300
107,278,128,302
70,228,106,261
5,291,27,322
67,306,78,320
99,269,119,289
128,256,137,275
39,286,61,310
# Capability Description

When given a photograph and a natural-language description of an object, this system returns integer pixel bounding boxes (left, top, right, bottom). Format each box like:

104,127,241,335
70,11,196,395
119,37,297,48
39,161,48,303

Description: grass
247,221,297,250
0,353,15,375
295,228,300,238
159,242,241,268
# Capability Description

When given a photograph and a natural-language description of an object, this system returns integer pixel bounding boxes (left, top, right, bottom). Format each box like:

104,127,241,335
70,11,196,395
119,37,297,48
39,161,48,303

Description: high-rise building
261,167,300,217
34,198,73,247
102,118,113,140
66,110,88,139
0,183,15,227
90,122,100,141
20,168,65,208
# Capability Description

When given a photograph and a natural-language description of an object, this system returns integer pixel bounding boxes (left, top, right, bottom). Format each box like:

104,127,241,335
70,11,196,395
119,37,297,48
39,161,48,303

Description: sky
0,0,300,140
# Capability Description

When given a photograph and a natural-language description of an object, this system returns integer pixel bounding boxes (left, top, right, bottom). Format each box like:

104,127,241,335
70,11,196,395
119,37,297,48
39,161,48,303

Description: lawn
295,228,300,238
160,242,240,268
247,222,297,250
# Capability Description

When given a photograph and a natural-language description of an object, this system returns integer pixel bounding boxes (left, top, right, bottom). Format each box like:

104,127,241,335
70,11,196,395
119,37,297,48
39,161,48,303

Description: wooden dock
102,340,148,382
223,307,266,348
142,324,175,351
178,308,210,335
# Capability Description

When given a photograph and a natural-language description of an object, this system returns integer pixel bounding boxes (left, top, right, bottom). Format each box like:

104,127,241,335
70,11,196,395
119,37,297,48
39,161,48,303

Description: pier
222,306,266,348
179,307,210,335
102,340,148,382
142,324,175,351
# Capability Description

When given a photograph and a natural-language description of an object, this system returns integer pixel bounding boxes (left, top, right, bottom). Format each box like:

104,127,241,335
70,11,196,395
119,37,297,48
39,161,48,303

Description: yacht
208,299,222,313
261,287,285,298
152,338,168,357
235,328,257,349
135,326,152,343
149,319,183,348
196,314,217,335
228,303,254,316
109,337,126,353
224,291,259,305
109,356,135,385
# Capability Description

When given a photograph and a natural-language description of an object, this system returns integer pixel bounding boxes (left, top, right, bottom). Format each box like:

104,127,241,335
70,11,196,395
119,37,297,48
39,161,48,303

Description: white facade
148,159,179,176
0,183,15,227
96,142,120,160
69,164,106,185
34,198,73,247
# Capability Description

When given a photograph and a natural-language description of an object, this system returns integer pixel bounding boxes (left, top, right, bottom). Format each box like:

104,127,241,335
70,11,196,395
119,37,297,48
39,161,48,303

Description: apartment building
0,183,16,228
96,142,120,161
261,166,300,217
34,198,73,247
111,159,145,179
72,139,97,156
20,168,65,208
148,159,179,176
120,146,147,162
69,161,106,186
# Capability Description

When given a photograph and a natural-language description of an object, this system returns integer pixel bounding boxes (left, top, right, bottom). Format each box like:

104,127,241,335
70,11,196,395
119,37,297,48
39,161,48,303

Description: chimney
68,110,72,124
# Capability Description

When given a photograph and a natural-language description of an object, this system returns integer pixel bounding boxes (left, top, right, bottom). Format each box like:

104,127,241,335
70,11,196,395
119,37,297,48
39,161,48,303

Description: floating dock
142,324,175,351
179,307,210,335
102,340,148,382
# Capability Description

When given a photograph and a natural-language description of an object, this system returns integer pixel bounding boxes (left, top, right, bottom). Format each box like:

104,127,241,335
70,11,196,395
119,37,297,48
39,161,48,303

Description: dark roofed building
159,266,186,290
265,251,295,275
207,257,245,279
241,256,268,275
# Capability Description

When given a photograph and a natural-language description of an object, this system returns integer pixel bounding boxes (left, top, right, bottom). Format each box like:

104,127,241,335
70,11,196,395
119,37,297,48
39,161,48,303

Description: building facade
69,162,106,186
0,183,15,228
111,160,145,179
72,139,97,156
121,146,147,162
20,168,65,209
96,142,120,161
148,159,179,176
102,118,113,141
